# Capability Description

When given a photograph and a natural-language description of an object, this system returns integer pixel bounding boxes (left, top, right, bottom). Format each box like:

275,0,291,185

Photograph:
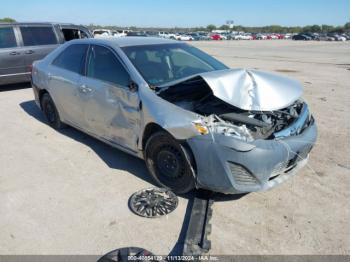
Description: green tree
231,25,245,32
344,22,350,31
321,24,334,33
219,24,230,31
206,24,216,32
0,17,16,22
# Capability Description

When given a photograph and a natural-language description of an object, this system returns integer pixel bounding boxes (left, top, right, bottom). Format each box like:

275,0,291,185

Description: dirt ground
0,40,349,256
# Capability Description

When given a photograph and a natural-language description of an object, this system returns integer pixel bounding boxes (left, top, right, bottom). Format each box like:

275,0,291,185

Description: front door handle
9,51,20,55
25,50,34,55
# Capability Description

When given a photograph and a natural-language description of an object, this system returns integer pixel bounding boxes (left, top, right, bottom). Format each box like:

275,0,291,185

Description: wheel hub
156,148,181,178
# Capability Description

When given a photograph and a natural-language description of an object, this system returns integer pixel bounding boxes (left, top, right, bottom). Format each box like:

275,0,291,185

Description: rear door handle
25,50,34,54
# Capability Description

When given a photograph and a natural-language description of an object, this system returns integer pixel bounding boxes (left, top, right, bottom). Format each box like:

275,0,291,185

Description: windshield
121,43,228,86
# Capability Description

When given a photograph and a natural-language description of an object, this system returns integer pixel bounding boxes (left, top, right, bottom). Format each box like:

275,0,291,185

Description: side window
52,44,88,74
20,26,58,46
61,28,89,41
61,29,80,41
87,45,130,87
0,27,17,48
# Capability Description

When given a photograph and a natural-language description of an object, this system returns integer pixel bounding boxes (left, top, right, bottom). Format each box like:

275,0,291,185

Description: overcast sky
1,0,349,27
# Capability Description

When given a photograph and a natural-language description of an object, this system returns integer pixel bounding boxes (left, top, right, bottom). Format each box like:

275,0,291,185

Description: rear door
48,44,89,129
79,44,140,151
18,25,59,74
0,25,26,84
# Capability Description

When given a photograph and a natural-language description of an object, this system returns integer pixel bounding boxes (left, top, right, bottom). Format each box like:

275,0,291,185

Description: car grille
228,162,258,186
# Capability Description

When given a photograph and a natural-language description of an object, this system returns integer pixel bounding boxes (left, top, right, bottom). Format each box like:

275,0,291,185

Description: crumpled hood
199,69,303,111
159,69,303,111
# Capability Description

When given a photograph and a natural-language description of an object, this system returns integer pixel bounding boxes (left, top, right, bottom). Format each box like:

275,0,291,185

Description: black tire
41,93,65,129
145,131,195,194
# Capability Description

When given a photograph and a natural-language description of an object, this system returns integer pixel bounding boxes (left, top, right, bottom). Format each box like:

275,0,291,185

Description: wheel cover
129,187,178,218
98,247,154,262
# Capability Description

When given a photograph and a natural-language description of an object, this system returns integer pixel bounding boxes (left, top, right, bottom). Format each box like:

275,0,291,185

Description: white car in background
175,34,193,41
335,35,347,41
115,30,131,37
284,33,292,39
159,32,177,39
233,34,252,40
93,29,116,38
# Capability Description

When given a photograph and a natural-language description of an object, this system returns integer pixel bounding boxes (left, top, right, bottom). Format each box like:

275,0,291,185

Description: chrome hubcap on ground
129,187,178,218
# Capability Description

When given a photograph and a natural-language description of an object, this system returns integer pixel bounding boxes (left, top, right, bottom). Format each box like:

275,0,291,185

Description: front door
80,44,140,151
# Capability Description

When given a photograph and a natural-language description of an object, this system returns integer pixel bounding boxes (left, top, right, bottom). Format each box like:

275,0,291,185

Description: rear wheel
41,93,65,129
145,131,195,194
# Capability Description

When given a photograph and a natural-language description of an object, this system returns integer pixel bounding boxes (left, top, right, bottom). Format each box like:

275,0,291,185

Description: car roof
68,37,178,47
0,22,87,27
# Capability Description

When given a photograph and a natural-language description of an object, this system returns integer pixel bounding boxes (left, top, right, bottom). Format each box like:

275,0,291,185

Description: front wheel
145,131,195,194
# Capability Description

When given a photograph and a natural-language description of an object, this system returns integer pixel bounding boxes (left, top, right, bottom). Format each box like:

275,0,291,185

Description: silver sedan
31,37,317,194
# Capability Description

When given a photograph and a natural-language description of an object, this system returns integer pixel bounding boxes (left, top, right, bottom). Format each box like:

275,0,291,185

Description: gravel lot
0,40,349,256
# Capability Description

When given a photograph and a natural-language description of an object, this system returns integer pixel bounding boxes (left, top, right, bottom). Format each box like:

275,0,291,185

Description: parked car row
90,28,350,42
1,22,349,87
292,32,350,41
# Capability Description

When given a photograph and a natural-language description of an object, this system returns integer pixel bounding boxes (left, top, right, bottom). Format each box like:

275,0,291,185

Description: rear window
52,44,88,74
20,26,58,46
0,27,17,48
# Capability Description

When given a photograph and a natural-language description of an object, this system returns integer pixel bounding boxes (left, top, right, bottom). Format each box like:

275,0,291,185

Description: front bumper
187,118,317,194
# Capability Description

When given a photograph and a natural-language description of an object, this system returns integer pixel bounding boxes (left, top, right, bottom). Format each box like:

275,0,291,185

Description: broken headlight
212,123,254,142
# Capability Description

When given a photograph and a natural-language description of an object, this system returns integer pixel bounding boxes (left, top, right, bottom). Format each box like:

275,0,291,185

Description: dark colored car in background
0,22,92,86
292,34,312,41
127,31,148,37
